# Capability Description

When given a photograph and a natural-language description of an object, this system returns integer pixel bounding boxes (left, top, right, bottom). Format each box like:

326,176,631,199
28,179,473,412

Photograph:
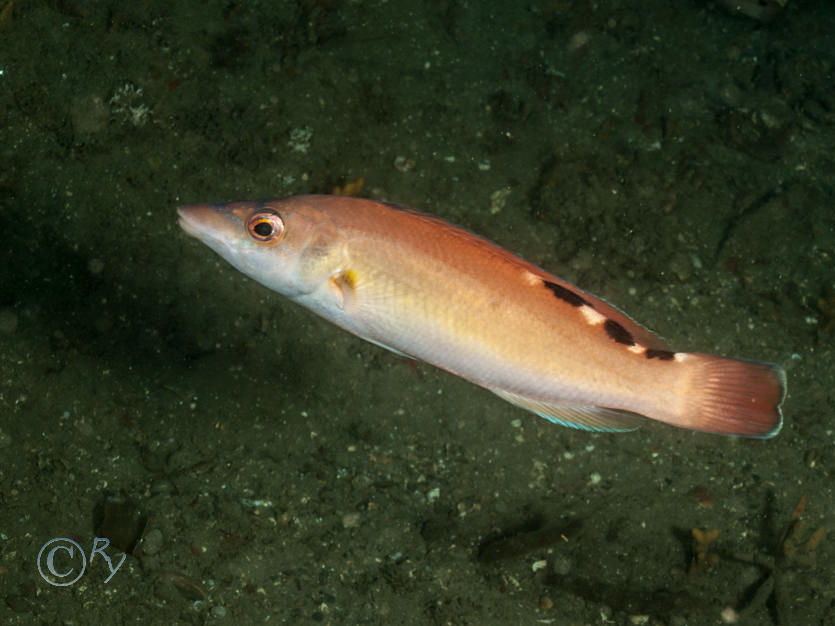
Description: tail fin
681,354,786,438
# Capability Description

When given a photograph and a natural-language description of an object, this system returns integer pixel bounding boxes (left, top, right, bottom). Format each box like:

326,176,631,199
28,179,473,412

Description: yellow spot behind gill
329,268,360,310
340,268,359,289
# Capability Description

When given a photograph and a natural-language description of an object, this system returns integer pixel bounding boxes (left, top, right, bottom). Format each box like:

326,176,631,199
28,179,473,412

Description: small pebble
88,258,105,274
150,478,175,496
568,31,591,51
393,155,416,172
720,606,739,623
342,512,361,529
141,528,164,556
552,554,572,576
669,252,693,282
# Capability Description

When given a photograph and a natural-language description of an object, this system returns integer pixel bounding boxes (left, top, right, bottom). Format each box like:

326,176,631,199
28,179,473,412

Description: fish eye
246,211,284,243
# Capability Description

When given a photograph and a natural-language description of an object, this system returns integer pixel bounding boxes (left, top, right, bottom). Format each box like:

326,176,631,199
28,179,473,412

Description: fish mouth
177,203,245,260
177,205,204,239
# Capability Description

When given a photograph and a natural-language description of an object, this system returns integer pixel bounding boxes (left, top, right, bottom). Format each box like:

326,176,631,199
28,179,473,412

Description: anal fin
491,389,644,432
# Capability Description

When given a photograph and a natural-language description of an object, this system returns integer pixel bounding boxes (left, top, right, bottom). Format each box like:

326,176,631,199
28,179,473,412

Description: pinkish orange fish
178,195,785,437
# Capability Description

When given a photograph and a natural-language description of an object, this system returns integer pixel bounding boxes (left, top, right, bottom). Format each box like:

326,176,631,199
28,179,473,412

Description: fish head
178,198,343,298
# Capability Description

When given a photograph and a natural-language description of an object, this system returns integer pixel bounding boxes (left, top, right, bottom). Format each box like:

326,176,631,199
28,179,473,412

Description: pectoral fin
329,268,360,310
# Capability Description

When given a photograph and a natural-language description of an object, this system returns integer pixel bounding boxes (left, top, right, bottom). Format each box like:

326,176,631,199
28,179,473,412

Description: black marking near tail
544,281,590,308
604,319,635,346
543,278,672,355
646,348,676,360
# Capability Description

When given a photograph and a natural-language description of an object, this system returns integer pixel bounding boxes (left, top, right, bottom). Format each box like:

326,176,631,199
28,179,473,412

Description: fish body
178,195,785,437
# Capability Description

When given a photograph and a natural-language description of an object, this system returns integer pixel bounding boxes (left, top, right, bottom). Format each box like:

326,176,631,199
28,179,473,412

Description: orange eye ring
246,210,285,243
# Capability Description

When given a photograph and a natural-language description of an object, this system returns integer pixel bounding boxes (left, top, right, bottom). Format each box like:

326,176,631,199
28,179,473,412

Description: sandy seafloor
0,1,833,625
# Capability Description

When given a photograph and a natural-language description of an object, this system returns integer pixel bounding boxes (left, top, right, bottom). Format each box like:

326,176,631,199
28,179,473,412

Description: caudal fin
681,354,786,438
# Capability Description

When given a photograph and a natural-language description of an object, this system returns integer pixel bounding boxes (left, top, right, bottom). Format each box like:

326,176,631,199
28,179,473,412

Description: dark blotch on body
646,349,676,360
544,281,590,308
604,319,635,346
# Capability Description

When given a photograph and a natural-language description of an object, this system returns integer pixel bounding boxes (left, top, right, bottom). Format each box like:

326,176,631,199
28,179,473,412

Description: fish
177,195,786,438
